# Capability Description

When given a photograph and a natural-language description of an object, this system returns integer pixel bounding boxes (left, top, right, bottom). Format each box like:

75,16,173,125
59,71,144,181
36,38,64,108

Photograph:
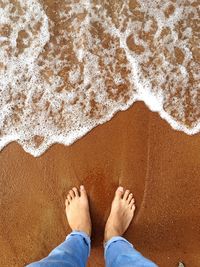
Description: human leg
26,185,91,267
26,231,90,267
104,187,158,267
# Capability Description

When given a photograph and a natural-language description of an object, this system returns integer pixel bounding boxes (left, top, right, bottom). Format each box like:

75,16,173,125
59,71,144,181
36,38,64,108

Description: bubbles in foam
0,0,199,156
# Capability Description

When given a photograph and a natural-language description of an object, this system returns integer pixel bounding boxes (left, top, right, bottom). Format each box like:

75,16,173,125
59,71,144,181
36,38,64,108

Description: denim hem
104,236,133,258
66,230,91,256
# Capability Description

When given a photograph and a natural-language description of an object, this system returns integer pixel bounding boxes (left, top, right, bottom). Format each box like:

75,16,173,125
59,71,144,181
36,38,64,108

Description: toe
115,186,124,199
72,187,79,197
69,189,75,198
123,189,130,200
80,185,87,197
131,204,136,211
127,193,133,203
130,199,135,209
67,195,72,202
65,199,69,207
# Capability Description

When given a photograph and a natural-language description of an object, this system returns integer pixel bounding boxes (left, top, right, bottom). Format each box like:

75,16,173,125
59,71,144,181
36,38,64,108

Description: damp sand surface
0,0,200,156
0,103,200,267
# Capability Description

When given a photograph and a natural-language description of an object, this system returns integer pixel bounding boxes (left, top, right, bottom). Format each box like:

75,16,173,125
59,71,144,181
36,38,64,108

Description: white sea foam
0,0,199,156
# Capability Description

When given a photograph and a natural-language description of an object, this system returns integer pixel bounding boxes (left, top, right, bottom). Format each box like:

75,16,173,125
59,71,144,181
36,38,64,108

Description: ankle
104,228,121,243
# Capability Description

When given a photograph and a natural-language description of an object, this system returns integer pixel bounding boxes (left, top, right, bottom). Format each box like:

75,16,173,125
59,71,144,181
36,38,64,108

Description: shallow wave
0,0,199,156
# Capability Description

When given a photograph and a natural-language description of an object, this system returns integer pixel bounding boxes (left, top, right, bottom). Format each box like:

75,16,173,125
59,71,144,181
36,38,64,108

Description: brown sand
0,102,200,267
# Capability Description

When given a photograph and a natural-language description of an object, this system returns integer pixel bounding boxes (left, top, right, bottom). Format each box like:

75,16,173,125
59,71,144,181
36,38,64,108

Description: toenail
118,186,124,192
80,185,84,190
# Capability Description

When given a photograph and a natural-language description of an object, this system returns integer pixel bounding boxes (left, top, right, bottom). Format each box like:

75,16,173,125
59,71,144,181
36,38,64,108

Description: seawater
0,0,199,156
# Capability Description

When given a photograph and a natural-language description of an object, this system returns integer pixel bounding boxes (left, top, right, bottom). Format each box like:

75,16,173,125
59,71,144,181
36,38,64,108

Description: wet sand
0,102,200,266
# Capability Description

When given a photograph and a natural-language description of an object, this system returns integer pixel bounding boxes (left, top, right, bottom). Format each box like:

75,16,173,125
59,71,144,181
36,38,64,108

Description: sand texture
0,102,200,266
0,0,200,156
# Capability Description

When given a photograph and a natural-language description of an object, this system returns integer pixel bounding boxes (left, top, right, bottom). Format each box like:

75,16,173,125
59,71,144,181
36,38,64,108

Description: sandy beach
0,102,200,266
0,0,200,266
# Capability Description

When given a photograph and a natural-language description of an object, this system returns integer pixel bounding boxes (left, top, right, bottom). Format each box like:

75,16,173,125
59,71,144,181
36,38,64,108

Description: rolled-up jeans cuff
104,236,133,257
66,230,91,256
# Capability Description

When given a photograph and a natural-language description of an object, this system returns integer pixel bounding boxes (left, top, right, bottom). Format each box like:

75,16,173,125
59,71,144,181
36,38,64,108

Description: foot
104,186,136,242
65,185,92,237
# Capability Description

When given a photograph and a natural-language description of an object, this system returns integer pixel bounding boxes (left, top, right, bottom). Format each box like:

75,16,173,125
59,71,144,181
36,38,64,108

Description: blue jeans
26,231,158,267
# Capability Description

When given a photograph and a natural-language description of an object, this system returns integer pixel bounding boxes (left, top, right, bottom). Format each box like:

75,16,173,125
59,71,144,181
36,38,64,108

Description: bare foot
65,185,92,237
104,186,136,242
